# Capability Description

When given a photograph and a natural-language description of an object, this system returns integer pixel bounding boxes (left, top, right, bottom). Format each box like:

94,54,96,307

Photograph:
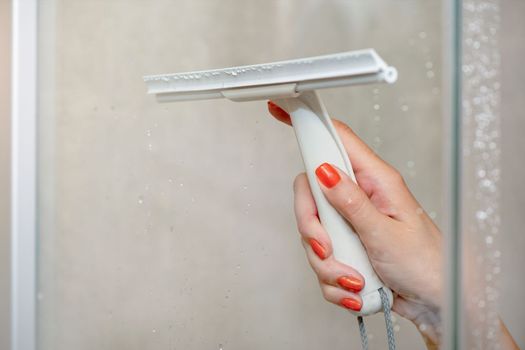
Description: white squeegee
145,49,397,103
144,49,397,319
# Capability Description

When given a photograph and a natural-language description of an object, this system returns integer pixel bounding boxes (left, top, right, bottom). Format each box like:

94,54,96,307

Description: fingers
267,100,385,175
301,239,365,312
293,173,332,259
268,101,421,222
294,174,365,293
329,119,387,176
320,284,363,312
268,100,291,125
315,163,391,237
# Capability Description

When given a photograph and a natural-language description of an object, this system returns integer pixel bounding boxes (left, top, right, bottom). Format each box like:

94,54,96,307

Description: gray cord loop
356,288,396,350
357,316,369,350
379,287,396,350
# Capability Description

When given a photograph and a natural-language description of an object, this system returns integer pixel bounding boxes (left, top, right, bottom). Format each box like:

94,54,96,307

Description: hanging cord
356,288,396,350
379,287,396,350
357,316,369,350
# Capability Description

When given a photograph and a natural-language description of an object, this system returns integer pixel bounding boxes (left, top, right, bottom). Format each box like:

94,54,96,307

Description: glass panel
460,0,502,347
460,0,524,348
37,1,445,349
498,0,525,346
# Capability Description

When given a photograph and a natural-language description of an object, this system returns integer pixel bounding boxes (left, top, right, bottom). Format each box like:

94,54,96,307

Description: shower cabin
2,0,524,349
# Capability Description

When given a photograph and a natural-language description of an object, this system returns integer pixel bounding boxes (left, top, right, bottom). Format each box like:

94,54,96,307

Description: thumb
315,162,389,238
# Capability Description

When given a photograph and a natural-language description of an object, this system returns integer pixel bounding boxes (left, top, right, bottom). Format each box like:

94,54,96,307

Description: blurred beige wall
0,0,11,348
500,0,525,347
36,1,441,349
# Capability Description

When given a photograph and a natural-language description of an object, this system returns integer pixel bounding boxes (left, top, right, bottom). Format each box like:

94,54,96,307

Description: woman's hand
268,101,443,347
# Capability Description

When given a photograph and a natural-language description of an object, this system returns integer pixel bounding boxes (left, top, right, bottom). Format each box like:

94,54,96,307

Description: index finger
267,100,385,176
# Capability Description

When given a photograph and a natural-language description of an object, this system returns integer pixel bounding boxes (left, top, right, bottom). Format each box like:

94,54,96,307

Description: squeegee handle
275,91,392,316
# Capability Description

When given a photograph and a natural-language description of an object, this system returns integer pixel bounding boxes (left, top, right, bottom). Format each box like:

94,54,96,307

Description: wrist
409,305,442,349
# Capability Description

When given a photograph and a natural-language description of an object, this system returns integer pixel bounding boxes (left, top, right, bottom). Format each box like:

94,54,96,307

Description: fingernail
337,276,364,292
341,297,362,311
315,163,341,188
267,101,290,119
309,238,326,260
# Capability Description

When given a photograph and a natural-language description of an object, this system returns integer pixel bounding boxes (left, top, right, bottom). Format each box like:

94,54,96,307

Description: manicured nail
337,276,364,292
267,101,291,122
315,163,341,188
309,238,326,260
341,297,362,311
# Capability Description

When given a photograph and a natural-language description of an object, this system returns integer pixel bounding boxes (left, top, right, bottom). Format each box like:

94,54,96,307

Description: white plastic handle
275,91,393,316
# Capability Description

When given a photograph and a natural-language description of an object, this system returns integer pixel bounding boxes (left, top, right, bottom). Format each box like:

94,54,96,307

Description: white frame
10,0,38,349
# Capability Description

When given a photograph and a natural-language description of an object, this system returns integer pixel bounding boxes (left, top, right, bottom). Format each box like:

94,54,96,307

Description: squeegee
144,49,398,347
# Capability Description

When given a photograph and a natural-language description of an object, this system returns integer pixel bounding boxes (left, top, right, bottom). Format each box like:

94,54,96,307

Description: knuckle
342,192,367,218
389,167,406,185
309,257,322,276
320,284,331,301
315,262,331,284
296,221,308,236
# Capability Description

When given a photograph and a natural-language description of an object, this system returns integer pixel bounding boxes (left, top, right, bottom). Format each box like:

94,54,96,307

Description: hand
268,101,443,347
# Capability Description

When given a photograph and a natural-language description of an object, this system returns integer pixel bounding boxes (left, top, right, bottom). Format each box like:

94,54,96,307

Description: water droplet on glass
243,186,248,190
146,129,151,137
219,344,224,350
180,183,184,187
138,196,144,204
481,179,493,188
401,104,409,112
147,143,153,151
426,70,435,79
419,31,427,39
476,210,488,220
152,329,157,333
407,160,415,168
373,104,380,111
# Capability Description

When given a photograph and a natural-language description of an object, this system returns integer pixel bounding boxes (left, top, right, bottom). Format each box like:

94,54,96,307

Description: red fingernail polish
315,163,341,188
268,101,290,121
309,238,326,260
337,276,364,292
341,297,362,311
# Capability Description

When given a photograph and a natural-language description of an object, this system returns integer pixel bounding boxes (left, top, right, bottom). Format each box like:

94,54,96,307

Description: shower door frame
9,0,462,349
10,0,38,349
